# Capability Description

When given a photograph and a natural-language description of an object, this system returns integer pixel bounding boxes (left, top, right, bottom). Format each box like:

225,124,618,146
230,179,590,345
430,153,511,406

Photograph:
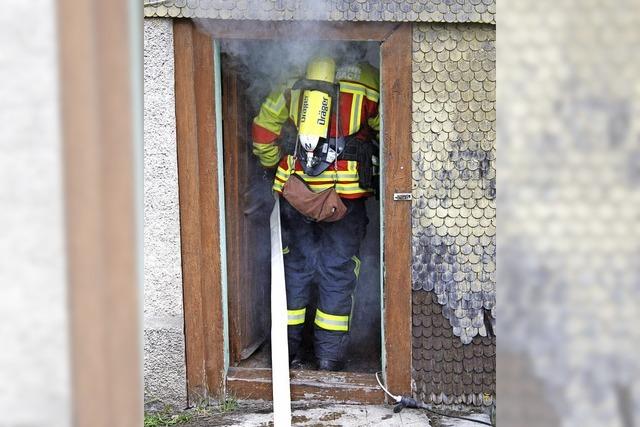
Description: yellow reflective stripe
282,246,290,255
339,82,379,102
354,95,362,132
365,88,379,102
335,187,367,195
352,255,361,279
287,316,304,326
349,94,363,134
276,168,359,183
298,182,364,192
314,309,349,331
289,172,359,182
316,310,349,322
275,169,291,181
288,308,306,325
336,189,368,195
340,82,364,92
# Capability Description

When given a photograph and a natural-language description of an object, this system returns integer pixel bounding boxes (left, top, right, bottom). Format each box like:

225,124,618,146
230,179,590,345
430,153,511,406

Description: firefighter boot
317,358,345,371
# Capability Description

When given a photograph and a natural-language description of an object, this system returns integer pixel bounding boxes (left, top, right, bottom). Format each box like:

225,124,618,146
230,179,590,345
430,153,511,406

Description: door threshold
226,367,385,404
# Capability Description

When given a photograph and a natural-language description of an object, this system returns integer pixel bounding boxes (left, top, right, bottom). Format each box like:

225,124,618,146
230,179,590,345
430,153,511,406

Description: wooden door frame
174,19,412,404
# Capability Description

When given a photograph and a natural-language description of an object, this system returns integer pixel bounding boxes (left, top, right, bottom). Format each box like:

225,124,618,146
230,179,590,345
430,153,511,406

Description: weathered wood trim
193,27,226,397
195,20,399,41
227,368,384,403
221,65,243,365
175,20,207,403
380,22,413,396
58,0,141,424
174,20,225,403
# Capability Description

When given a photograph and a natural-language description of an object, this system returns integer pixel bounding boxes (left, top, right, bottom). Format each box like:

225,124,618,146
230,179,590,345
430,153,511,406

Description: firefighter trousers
280,196,368,363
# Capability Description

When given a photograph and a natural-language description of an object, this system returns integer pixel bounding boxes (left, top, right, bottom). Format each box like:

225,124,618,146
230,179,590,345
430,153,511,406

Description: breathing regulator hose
375,372,494,426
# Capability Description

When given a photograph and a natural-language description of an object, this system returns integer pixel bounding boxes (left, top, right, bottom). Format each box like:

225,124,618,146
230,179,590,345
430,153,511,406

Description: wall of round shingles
411,23,496,406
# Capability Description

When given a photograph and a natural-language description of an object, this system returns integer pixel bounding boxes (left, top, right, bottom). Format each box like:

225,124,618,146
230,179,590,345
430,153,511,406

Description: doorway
173,20,412,404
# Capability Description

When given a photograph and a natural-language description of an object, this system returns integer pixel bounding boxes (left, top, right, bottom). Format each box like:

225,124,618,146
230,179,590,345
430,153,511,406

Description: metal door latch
393,193,412,201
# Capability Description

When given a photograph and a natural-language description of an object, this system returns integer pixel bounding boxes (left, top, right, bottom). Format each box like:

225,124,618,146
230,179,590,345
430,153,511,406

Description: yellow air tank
298,57,336,167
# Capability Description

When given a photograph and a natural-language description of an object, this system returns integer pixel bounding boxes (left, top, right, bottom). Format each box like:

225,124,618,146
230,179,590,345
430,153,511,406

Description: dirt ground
165,400,492,427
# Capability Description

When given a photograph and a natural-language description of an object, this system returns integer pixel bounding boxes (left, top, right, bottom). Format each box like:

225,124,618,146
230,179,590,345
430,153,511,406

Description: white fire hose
269,196,292,426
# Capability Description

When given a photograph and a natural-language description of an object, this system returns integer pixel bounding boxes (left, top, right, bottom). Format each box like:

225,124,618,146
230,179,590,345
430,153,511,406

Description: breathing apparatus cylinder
298,57,336,168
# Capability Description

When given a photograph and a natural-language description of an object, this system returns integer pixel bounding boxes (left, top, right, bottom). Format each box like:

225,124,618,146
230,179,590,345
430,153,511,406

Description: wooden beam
175,20,226,403
381,23,413,396
174,20,208,403
195,20,399,41
227,368,384,403
221,62,243,365
193,26,226,398
58,0,141,424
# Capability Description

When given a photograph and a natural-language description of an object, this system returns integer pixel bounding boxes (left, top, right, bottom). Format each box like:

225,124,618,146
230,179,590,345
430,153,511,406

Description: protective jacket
252,62,380,199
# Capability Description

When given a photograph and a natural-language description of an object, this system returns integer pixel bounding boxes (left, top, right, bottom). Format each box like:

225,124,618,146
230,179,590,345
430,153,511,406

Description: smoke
194,19,379,109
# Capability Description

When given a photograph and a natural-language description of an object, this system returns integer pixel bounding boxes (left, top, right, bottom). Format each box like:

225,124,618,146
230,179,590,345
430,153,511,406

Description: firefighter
252,52,379,371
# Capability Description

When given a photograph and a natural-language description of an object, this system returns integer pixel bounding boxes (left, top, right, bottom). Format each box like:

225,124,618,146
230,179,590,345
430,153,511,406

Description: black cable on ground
411,399,492,426
375,372,493,426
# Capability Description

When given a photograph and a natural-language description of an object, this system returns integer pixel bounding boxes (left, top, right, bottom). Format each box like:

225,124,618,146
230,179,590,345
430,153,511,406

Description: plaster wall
0,0,70,425
143,18,188,408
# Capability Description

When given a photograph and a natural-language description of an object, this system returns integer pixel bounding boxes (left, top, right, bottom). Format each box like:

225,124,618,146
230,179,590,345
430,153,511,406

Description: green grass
218,395,238,413
144,405,193,427
143,395,238,426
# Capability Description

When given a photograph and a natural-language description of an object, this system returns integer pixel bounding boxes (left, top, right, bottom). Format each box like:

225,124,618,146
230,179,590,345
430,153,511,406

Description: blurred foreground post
57,0,142,426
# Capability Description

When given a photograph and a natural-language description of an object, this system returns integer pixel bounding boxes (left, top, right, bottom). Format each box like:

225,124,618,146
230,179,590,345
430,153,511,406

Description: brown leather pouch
282,174,347,222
